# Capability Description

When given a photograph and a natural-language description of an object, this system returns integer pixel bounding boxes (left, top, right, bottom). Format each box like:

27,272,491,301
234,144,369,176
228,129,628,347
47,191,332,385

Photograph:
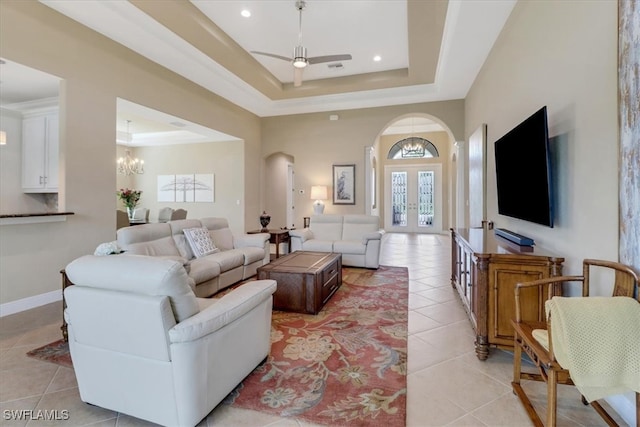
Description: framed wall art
157,173,214,203
333,164,355,205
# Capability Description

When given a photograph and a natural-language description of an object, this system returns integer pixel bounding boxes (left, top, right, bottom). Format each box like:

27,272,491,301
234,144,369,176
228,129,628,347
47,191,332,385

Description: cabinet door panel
22,117,47,190
489,266,546,346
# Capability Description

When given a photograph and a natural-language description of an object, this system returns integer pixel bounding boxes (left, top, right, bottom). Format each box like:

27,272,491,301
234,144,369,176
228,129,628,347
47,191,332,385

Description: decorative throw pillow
183,227,219,258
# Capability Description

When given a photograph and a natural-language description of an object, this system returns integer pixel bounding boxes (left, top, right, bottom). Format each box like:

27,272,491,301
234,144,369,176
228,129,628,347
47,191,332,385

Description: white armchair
64,254,276,427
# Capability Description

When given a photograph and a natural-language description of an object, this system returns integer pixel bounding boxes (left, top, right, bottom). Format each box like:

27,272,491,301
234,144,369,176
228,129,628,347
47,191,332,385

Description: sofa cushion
309,214,344,241
117,222,172,246
205,249,245,272
209,228,234,251
196,297,216,311
199,217,230,231
302,239,334,252
169,219,203,259
239,246,266,265
169,280,277,343
169,219,203,235
184,227,220,258
334,240,367,255
173,235,195,260
155,255,189,266
342,215,380,241
199,217,235,250
65,254,199,322
123,236,181,257
187,257,222,284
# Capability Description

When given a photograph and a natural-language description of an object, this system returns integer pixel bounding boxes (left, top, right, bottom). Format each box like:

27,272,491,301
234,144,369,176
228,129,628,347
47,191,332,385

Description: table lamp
310,185,328,214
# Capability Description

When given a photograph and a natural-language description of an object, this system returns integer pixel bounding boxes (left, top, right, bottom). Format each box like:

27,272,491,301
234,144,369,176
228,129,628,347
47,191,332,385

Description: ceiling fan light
293,58,308,68
293,45,307,68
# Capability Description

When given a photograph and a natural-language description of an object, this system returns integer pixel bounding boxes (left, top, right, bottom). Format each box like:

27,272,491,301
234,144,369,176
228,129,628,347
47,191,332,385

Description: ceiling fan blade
307,54,352,65
293,67,303,87
251,51,292,62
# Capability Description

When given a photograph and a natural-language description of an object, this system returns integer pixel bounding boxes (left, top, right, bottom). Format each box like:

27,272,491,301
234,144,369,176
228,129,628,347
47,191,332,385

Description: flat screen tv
494,106,554,227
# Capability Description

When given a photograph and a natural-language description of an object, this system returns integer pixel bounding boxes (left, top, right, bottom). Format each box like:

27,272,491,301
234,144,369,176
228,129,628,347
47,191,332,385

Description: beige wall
123,142,245,231
0,1,261,305
466,0,618,278
261,101,464,229
466,2,629,417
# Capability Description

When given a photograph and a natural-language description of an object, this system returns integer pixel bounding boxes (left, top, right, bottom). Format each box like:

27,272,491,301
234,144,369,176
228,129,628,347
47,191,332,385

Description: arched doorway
372,114,460,234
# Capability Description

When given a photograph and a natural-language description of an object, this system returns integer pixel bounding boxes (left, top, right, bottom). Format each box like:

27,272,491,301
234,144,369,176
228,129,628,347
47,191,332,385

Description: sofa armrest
233,233,269,249
289,228,313,243
168,280,276,343
362,231,383,244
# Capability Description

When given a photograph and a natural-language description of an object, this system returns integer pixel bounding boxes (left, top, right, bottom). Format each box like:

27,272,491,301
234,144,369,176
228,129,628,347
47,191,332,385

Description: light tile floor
0,233,627,426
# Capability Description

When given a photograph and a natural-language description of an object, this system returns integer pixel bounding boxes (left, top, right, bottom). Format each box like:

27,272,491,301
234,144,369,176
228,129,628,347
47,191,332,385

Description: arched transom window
387,137,439,159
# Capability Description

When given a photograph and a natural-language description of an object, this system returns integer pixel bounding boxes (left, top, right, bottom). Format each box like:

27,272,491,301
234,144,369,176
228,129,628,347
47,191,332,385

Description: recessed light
241,9,251,18
373,55,382,62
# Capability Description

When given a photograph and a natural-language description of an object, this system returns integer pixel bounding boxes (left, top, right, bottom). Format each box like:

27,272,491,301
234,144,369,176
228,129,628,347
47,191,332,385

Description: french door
384,164,442,233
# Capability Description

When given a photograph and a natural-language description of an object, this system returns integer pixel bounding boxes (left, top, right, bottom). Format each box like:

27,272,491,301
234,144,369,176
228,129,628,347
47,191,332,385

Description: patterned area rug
26,339,73,368
224,265,408,426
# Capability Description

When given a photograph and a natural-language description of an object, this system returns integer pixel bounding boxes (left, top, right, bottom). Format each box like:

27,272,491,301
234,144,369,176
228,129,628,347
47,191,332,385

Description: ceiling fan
251,0,352,87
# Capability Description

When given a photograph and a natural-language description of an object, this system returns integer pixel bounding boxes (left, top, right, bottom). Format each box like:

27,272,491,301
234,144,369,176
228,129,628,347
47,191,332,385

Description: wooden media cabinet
450,228,564,360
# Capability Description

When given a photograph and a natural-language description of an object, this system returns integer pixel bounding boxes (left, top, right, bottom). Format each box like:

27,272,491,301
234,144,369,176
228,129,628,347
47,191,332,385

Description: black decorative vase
259,211,271,231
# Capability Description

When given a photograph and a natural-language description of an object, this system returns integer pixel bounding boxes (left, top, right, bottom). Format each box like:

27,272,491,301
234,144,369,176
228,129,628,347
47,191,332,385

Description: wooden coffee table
257,251,342,314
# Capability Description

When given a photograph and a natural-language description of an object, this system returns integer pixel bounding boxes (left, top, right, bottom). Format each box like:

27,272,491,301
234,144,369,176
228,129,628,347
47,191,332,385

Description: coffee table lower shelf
257,251,342,314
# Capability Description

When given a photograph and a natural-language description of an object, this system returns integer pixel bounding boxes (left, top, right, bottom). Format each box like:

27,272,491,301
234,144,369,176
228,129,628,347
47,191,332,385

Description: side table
248,229,290,259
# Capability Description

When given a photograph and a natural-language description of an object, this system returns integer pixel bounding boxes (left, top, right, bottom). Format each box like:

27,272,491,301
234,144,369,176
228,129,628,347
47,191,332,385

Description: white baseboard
0,290,62,317
606,394,636,426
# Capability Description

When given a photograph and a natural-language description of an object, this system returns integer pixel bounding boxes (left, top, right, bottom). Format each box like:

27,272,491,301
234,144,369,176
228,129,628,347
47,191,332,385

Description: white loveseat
116,218,269,297
64,254,276,427
289,214,383,269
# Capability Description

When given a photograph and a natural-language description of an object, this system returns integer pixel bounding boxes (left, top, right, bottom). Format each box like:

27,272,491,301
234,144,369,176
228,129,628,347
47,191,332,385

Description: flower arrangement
116,188,142,209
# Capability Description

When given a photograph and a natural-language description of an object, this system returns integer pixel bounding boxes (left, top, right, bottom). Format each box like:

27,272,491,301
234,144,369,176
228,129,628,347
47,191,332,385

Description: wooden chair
511,259,639,427
116,210,129,230
171,208,187,220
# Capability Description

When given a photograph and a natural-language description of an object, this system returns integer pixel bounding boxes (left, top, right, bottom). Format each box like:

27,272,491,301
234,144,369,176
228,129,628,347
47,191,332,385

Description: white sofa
289,214,383,269
64,254,276,427
116,218,269,297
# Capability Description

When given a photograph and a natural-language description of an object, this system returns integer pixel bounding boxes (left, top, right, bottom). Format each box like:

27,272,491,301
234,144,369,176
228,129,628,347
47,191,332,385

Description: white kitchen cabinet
22,111,59,193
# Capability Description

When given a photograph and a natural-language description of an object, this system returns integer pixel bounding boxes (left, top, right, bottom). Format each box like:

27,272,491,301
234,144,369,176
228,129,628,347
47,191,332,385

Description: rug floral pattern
225,266,409,426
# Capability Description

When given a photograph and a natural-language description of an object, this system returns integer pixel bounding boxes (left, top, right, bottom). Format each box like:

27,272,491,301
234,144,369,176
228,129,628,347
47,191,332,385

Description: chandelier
117,120,144,175
117,149,144,175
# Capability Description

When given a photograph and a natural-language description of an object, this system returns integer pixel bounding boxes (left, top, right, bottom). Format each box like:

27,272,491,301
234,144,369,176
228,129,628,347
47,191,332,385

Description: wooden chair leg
547,369,558,427
636,392,639,427
512,338,544,427
513,338,522,387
